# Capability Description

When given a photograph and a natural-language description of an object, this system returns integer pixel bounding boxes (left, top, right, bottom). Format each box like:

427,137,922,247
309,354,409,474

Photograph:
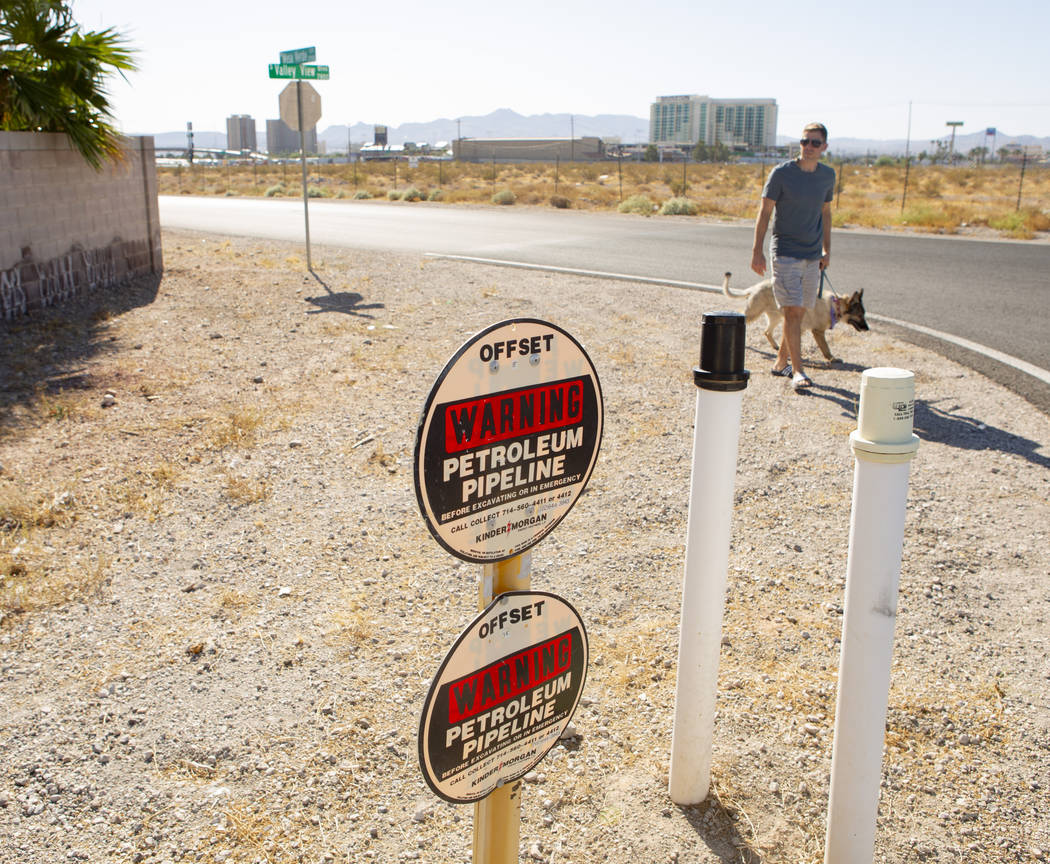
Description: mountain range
147,108,1047,157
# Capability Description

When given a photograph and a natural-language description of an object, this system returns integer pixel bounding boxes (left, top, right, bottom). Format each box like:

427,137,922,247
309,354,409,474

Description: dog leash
821,270,838,329
819,268,833,298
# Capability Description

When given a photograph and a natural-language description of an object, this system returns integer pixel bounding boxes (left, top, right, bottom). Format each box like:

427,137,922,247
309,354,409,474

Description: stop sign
279,81,321,131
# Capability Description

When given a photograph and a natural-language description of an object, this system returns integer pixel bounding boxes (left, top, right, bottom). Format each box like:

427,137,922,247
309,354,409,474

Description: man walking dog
751,122,835,392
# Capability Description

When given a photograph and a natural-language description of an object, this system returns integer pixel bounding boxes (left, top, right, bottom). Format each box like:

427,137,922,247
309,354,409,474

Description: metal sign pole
473,552,531,864
296,79,313,270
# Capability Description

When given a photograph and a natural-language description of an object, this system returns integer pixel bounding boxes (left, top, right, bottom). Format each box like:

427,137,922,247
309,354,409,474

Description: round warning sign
418,591,588,804
414,319,603,563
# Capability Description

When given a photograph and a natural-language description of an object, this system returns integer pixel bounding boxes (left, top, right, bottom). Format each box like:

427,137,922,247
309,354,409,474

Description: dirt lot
1,228,1048,864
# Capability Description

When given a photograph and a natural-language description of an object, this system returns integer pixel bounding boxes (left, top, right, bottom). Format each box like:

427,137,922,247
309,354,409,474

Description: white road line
426,253,1050,387
424,253,726,294
867,313,1050,386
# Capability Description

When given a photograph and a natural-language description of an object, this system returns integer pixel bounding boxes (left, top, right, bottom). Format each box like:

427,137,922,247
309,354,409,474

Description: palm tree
0,0,136,169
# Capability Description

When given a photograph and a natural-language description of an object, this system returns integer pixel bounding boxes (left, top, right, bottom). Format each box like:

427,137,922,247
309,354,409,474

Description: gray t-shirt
761,160,836,259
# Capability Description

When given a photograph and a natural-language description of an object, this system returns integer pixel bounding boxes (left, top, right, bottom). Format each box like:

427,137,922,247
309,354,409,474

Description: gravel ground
1,227,1048,864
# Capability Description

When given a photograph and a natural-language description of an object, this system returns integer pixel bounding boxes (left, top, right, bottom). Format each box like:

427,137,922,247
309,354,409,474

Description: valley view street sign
269,63,329,80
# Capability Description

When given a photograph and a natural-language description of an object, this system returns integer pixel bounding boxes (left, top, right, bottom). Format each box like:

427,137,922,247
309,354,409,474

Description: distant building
453,137,604,162
226,115,257,153
265,119,317,155
650,95,777,150
1002,144,1044,163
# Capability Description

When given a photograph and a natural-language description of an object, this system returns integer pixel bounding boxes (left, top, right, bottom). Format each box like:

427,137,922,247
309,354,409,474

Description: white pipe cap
850,367,920,461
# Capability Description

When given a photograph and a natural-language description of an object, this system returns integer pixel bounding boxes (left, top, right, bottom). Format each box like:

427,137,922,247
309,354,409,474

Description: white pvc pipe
669,385,744,804
825,368,919,864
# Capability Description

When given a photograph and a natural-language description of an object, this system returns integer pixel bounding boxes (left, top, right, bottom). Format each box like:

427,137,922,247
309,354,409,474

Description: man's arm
820,200,832,270
751,197,775,276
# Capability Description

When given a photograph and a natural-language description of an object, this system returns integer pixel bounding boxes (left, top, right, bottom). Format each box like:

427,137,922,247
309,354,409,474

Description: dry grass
223,470,270,504
207,407,266,450
157,160,1050,239
0,548,108,621
325,589,375,645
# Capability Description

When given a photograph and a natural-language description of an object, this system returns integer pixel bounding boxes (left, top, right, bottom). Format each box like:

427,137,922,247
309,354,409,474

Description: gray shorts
772,256,821,308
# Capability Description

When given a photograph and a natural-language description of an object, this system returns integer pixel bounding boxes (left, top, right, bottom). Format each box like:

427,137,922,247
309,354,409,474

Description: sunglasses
800,138,825,148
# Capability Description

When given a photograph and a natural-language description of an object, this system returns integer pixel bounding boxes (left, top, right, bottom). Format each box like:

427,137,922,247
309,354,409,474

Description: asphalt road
159,196,1050,411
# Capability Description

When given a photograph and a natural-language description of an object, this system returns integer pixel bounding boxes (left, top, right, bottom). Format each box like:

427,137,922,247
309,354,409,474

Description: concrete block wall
0,131,162,320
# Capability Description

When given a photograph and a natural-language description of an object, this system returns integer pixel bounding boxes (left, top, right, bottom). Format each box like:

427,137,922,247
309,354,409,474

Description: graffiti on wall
1,238,151,321
0,265,26,319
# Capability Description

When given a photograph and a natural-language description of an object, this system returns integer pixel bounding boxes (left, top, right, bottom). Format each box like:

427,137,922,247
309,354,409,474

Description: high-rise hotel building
225,115,258,153
650,95,777,150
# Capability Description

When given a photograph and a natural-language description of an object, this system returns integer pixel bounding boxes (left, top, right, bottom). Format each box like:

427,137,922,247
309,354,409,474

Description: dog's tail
721,271,745,298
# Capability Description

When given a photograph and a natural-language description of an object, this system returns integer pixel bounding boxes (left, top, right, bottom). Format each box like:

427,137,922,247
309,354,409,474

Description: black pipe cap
693,312,750,391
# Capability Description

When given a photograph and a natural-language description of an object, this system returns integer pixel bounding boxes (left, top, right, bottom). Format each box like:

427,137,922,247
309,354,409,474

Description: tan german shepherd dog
721,271,869,363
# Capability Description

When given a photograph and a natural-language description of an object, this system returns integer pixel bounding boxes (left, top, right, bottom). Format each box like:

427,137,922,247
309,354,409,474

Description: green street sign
269,63,329,80
280,46,315,65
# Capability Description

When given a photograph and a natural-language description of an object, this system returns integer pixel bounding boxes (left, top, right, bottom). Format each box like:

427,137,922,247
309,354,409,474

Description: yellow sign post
473,552,531,864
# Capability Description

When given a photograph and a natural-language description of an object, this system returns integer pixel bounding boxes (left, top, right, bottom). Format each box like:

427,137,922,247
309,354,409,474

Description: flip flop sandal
792,372,813,391
771,364,793,377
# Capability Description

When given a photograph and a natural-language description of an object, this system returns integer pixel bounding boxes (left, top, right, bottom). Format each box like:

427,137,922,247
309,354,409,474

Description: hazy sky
73,0,1050,142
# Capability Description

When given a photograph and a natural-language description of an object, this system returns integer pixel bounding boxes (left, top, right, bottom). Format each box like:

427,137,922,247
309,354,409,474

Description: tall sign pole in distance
271,47,326,270
945,120,963,163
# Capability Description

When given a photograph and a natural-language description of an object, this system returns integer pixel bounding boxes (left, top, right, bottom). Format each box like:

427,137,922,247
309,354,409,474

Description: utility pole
570,115,574,162
901,101,912,213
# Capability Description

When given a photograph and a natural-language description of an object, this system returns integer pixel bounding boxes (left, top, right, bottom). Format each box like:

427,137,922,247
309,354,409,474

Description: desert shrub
428,189,444,201
307,186,325,198
900,203,967,232
550,195,571,209
491,188,516,205
401,186,424,202
265,184,285,198
353,190,372,199
387,189,403,200
619,194,655,216
988,209,1048,238
989,212,1028,236
661,197,698,216
919,176,943,198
